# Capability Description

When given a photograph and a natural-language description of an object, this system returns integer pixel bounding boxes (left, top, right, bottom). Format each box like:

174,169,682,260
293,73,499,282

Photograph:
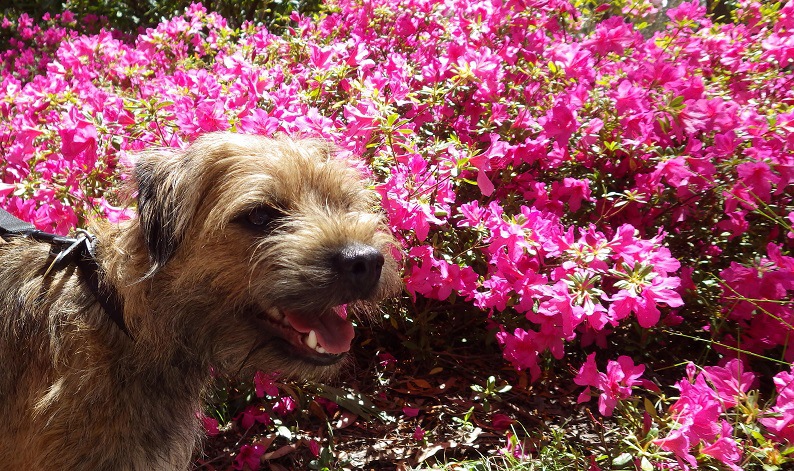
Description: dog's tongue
284,309,354,354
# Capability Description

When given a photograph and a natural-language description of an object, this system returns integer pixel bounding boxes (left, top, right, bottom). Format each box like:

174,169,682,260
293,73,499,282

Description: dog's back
0,237,199,469
0,238,72,465
0,238,58,400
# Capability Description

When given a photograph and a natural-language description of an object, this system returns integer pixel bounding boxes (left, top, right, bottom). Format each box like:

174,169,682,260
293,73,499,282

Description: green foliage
1,0,322,31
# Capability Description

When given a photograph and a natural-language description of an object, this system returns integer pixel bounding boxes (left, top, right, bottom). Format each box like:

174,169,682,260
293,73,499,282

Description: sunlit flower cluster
2,0,793,468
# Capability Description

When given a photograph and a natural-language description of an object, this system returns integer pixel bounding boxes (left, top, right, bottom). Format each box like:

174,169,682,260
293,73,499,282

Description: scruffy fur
0,133,399,469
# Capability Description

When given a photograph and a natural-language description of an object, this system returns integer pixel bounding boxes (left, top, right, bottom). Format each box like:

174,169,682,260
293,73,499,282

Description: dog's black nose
335,243,384,296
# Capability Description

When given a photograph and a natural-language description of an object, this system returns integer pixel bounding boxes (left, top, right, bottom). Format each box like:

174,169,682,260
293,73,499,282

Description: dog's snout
335,243,384,295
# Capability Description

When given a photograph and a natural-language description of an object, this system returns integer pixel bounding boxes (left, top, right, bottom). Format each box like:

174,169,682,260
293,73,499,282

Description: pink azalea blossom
491,413,514,431
497,328,541,381
237,405,271,430
575,353,646,417
759,370,794,443
653,428,697,469
233,443,266,470
272,396,297,417
307,439,321,457
541,102,578,144
253,371,279,398
700,422,742,471
702,359,757,409
200,415,220,437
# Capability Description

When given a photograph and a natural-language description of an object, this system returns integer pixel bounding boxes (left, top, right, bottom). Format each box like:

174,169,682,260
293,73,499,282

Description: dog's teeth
281,316,290,327
305,330,318,349
315,345,327,354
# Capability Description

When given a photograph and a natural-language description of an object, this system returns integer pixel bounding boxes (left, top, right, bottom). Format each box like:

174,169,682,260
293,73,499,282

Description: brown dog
0,133,400,469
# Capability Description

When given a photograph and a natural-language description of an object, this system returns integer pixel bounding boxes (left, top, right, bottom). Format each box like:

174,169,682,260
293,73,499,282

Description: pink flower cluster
653,360,756,470
482,221,682,381
717,244,794,361
2,0,794,468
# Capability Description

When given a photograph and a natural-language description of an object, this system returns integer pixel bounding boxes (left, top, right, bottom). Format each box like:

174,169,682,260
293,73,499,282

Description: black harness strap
0,208,132,339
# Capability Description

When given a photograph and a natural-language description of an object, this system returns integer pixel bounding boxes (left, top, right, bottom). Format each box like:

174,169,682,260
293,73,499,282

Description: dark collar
1,208,132,340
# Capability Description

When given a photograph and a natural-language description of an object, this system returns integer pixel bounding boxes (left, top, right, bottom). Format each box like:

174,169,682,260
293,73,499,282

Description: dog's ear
134,151,201,277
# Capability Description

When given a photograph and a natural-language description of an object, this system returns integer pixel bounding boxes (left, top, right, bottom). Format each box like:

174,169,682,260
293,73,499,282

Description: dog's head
129,132,400,379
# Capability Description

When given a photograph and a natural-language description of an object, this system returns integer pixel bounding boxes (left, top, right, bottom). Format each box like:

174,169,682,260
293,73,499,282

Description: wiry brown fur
0,133,400,469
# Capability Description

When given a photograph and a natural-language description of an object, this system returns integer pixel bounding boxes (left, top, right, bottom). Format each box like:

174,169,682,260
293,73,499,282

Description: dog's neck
70,222,216,459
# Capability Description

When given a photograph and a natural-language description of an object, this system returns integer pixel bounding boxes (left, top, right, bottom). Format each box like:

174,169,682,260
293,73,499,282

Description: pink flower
403,406,420,417
496,328,541,381
58,108,98,167
541,102,578,144
585,17,639,56
671,373,722,442
575,353,646,416
307,439,321,457
612,80,645,115
233,443,266,470
491,413,514,431
653,364,743,467
652,156,694,189
575,353,601,394
700,422,742,471
99,197,135,223
759,370,794,443
272,396,297,417
194,99,231,133
315,397,340,416
609,275,684,328
760,406,794,445
653,428,697,469
5,3,794,466
502,431,530,460
736,161,780,203
0,183,14,198
550,178,593,212
413,426,425,441
405,245,478,301
666,0,707,23
200,415,220,437
237,405,271,430
378,352,397,368
469,135,510,196
254,371,279,398
681,98,737,134
702,359,757,408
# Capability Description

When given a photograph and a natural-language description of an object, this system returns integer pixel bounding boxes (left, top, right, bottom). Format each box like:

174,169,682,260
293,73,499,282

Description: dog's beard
234,335,347,382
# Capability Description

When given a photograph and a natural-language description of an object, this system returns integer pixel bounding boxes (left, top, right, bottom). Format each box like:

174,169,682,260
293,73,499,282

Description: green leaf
277,425,292,440
644,398,659,420
310,384,394,423
612,453,632,466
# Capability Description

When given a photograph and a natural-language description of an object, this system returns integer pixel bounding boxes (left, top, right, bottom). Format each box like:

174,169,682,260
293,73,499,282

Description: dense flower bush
2,0,793,468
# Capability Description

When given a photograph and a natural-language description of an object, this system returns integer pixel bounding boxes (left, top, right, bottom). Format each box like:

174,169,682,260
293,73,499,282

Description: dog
0,132,400,469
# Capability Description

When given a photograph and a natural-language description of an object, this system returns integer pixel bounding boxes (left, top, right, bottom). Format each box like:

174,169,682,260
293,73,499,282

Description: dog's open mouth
255,305,354,364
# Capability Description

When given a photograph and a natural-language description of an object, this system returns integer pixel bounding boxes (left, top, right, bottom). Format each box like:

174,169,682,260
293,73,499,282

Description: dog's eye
241,206,283,230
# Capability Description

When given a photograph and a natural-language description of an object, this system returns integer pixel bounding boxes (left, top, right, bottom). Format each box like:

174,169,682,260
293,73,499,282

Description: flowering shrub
2,0,794,468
